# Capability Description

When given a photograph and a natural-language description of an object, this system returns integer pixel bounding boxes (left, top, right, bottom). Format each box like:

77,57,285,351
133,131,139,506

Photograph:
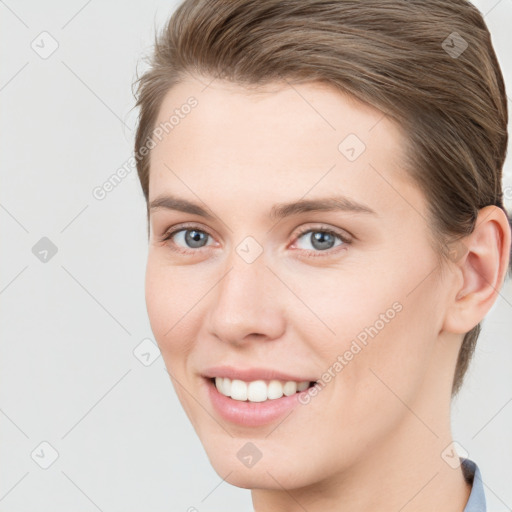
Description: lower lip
204,378,311,427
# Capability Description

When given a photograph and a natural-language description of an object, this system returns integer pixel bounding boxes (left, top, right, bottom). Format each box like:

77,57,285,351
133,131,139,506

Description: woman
133,1,511,510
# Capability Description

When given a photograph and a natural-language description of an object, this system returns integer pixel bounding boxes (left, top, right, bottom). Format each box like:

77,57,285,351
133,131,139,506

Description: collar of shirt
461,457,486,512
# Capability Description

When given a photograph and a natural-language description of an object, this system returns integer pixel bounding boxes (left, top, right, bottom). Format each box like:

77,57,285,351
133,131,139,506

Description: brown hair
134,0,511,397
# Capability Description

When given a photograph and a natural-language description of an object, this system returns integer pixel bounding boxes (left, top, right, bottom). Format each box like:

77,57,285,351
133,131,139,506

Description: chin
202,442,319,491
217,464,313,491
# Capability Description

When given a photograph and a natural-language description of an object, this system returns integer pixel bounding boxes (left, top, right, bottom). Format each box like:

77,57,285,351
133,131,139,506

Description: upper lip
202,365,316,383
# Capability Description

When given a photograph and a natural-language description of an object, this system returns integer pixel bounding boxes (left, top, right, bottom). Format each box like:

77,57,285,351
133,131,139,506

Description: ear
442,205,511,334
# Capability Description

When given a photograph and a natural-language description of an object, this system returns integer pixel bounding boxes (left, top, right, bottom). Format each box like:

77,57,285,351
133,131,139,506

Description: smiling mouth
209,377,317,403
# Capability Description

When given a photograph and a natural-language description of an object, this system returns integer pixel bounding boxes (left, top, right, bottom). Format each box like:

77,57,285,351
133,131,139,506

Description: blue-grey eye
296,230,344,251
174,229,211,249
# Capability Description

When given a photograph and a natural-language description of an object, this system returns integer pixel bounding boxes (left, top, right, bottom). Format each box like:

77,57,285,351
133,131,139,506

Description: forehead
152,75,401,151
148,75,417,216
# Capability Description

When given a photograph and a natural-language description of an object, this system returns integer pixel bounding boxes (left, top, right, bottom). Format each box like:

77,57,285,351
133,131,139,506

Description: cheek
313,251,441,400
144,257,202,421
144,256,197,361
145,258,170,339
335,272,441,417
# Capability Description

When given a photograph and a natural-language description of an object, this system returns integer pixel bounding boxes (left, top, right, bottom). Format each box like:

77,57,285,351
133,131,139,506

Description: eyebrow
149,194,377,220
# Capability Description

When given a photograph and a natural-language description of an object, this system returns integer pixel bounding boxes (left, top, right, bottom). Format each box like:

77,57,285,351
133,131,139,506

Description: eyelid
288,224,352,257
158,222,216,248
292,223,353,243
159,222,352,256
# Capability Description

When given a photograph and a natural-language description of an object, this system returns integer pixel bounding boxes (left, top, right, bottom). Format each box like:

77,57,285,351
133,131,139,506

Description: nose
205,254,286,347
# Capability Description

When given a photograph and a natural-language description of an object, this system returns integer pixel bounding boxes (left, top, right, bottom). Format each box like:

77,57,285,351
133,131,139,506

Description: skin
144,75,511,512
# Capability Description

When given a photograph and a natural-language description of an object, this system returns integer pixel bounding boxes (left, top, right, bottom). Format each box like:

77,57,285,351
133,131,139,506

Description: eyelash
158,223,352,258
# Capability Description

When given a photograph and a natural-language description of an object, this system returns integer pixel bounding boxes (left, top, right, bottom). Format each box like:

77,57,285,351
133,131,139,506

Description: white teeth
215,377,224,395
230,379,248,401
283,381,297,396
267,380,284,400
222,377,231,396
248,380,267,402
213,377,311,402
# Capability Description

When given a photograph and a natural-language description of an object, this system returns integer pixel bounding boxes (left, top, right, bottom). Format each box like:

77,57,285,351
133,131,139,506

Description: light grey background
0,1,511,511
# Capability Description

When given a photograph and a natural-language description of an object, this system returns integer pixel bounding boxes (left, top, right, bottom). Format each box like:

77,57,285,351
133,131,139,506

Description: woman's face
145,76,455,489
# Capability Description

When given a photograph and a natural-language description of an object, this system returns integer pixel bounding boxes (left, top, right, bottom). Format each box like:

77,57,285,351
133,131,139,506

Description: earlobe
443,205,511,334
